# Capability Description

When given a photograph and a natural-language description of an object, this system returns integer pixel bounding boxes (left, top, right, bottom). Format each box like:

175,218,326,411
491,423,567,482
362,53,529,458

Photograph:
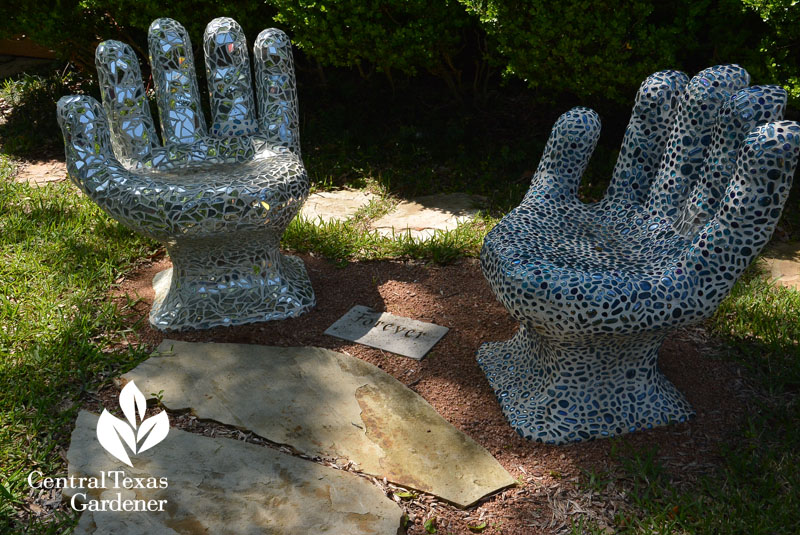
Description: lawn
0,163,156,531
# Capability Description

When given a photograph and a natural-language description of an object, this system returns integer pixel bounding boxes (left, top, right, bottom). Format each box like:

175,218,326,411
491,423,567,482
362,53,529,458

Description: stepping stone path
759,241,800,291
300,189,483,239
300,188,378,222
372,192,483,239
11,159,67,186
17,167,481,238
67,412,402,534
123,340,515,508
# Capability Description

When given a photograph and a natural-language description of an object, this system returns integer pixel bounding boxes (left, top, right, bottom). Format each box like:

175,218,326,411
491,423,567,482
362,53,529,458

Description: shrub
266,0,476,87
0,71,79,154
459,0,765,105
742,0,800,107
0,1,476,86
0,1,276,72
0,1,796,123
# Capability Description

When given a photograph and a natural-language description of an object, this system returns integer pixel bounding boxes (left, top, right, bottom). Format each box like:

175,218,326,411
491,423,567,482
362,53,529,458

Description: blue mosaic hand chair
478,65,800,444
56,18,314,331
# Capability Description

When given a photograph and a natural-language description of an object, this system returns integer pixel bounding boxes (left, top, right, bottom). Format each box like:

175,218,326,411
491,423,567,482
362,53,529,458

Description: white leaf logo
96,381,169,466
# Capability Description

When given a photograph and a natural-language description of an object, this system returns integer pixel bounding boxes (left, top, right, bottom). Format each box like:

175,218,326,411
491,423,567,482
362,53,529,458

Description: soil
87,252,753,534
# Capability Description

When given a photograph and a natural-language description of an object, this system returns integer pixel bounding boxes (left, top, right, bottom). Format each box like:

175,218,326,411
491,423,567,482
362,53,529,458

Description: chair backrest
89,17,301,172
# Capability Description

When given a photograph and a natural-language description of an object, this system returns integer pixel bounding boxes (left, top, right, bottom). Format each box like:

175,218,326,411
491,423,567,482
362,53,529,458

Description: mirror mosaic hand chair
56,18,314,331
478,65,800,444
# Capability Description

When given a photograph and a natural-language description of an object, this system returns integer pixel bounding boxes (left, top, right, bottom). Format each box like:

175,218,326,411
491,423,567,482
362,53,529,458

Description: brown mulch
86,252,753,534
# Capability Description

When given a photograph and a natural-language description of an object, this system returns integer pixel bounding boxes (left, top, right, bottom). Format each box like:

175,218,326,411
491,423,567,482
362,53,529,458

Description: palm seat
478,65,800,443
56,18,314,331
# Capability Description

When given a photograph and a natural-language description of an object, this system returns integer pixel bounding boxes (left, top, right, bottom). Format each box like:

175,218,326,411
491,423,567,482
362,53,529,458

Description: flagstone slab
123,340,516,507
372,193,483,239
759,241,800,290
300,188,378,222
13,158,67,187
66,411,402,534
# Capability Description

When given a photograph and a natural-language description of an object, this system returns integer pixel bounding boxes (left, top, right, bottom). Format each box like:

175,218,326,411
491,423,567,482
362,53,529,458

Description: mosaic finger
56,95,115,187
95,40,159,164
204,17,258,137
675,85,787,234
605,70,688,205
685,121,799,305
646,65,750,218
254,28,300,155
149,18,207,144
528,107,601,201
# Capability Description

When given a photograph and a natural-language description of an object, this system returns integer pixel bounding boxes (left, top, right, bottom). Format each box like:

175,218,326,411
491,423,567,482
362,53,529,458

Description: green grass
587,417,800,534
710,266,800,392
284,174,494,265
283,214,493,267
571,430,800,534
569,266,800,534
0,159,157,532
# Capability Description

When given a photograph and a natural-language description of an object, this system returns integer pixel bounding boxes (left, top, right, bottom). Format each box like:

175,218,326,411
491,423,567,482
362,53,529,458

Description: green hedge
0,0,797,107
268,0,473,83
459,0,770,103
0,1,275,71
743,0,800,104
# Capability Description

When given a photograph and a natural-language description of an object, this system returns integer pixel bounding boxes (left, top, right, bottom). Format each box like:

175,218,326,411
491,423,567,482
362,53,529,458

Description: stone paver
123,340,516,507
67,411,402,534
15,166,481,239
372,192,483,239
13,158,67,186
759,241,800,290
300,188,377,222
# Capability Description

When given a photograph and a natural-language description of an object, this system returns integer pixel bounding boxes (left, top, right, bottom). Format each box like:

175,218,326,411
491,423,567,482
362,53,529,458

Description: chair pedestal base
476,325,694,444
150,234,315,331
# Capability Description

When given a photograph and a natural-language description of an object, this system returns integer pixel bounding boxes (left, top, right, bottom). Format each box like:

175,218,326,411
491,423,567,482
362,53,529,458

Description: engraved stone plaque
324,305,448,360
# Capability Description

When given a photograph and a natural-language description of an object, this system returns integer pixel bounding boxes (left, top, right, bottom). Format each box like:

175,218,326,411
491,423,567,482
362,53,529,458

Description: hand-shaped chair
56,18,314,331
478,65,800,443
